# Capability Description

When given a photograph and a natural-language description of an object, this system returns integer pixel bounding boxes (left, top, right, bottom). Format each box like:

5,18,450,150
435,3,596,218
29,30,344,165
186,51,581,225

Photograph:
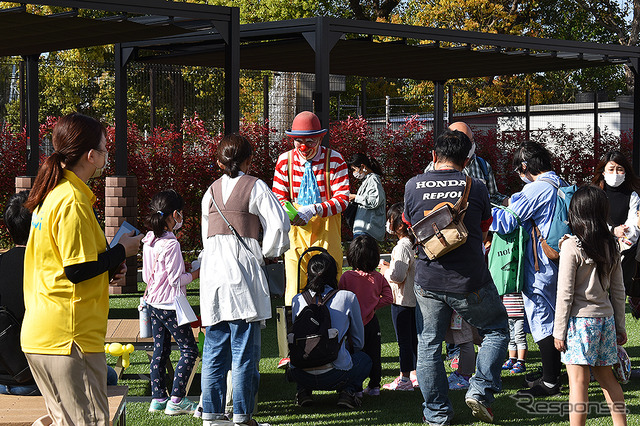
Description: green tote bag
488,207,529,296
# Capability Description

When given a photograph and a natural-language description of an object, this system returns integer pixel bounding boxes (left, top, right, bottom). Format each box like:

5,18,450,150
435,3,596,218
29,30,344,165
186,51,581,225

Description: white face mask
385,221,393,235
91,151,108,179
353,171,365,180
604,172,625,188
173,211,183,231
520,175,532,184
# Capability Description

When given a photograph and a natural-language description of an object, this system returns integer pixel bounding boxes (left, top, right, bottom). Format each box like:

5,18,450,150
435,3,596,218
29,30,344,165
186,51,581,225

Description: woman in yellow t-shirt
22,113,142,425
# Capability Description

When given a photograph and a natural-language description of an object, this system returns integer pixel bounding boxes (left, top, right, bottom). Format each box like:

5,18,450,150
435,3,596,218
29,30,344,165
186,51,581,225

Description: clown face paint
294,137,321,160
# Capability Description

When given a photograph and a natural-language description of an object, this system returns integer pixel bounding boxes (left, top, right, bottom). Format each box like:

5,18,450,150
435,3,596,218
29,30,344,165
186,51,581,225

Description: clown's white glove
296,204,318,224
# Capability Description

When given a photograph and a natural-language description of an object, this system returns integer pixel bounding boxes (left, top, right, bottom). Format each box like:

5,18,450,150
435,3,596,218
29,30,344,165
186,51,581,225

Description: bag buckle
431,223,449,247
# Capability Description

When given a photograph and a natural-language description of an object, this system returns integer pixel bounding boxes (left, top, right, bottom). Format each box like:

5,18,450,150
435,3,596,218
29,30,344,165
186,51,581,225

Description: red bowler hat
285,111,328,137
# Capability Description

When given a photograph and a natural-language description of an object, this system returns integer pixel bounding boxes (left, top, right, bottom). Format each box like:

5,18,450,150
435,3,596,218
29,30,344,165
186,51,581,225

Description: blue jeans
0,383,40,396
291,351,372,394
201,320,260,424
414,283,508,425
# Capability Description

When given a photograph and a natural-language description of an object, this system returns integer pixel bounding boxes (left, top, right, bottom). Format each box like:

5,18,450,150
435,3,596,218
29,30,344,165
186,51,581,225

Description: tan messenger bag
410,176,472,260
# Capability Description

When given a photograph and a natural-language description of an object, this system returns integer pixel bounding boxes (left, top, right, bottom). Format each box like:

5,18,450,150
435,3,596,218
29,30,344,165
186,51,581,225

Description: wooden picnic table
105,319,201,395
0,385,128,425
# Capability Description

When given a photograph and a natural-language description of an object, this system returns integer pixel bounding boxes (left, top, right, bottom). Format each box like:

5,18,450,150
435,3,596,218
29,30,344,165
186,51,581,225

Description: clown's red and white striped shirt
272,146,350,217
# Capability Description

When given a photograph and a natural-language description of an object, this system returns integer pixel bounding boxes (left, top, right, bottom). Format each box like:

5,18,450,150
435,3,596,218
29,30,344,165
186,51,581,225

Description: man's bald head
448,122,473,143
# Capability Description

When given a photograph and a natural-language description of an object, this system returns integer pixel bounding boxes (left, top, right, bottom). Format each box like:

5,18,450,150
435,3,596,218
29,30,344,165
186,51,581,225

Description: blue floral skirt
561,316,617,366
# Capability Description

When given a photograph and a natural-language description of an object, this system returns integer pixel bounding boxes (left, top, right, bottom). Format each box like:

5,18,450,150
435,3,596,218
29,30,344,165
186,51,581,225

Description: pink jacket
339,270,392,325
142,231,193,305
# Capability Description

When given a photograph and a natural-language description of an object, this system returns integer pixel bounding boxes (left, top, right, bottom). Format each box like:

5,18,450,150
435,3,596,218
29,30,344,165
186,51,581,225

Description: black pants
390,304,417,373
362,314,381,389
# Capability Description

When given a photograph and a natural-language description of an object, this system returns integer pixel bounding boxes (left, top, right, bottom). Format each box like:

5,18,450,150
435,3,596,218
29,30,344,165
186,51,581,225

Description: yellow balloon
104,344,109,353
122,353,130,369
108,343,123,356
124,344,134,353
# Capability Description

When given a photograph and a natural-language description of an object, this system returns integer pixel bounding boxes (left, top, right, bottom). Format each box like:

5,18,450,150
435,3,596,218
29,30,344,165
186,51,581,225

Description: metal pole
447,84,453,125
314,17,332,147
114,43,132,176
635,71,640,174
263,74,269,124
361,80,367,120
224,7,240,134
149,67,156,130
19,61,25,132
385,95,390,125
24,54,39,176
526,89,531,140
594,90,600,161
433,80,445,139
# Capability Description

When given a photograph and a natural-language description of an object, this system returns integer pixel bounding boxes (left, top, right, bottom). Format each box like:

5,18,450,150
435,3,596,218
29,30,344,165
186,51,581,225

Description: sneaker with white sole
148,398,168,412
448,371,470,390
465,397,494,423
382,376,414,391
165,398,198,415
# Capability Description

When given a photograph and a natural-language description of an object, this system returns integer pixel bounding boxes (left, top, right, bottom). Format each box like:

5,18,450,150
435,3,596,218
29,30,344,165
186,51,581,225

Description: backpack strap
301,288,340,306
320,289,340,306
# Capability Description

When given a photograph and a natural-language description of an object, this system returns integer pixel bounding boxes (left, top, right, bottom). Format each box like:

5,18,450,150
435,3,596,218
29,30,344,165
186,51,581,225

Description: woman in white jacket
199,134,290,426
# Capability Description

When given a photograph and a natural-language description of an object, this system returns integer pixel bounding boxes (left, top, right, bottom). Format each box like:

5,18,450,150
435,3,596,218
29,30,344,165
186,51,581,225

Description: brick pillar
105,176,139,294
15,176,35,193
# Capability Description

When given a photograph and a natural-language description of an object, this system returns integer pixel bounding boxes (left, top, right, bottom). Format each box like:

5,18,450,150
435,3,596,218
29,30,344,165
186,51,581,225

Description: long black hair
592,150,640,193
146,189,184,238
348,153,384,177
217,134,253,178
306,252,338,292
568,185,619,280
387,202,414,244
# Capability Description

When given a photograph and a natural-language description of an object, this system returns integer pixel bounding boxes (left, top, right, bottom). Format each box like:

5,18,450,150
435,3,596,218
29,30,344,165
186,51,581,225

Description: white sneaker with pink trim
382,376,414,391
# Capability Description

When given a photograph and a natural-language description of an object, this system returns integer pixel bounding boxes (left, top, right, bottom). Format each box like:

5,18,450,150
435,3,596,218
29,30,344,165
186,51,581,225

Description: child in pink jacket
339,234,393,396
142,190,200,416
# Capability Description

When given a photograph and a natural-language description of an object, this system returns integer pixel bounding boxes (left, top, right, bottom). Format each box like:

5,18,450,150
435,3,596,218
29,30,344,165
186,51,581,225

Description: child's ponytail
146,189,184,238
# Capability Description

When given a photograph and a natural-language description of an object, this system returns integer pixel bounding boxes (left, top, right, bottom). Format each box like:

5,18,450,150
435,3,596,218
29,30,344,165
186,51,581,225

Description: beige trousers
25,343,108,426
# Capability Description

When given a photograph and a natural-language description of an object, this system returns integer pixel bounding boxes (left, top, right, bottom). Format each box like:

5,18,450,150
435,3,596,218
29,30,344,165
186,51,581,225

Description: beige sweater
553,236,626,341
383,237,416,308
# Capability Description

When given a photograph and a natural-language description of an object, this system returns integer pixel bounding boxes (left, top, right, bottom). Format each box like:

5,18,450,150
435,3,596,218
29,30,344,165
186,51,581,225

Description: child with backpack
554,185,627,426
142,190,200,416
339,235,393,396
379,203,418,391
290,252,371,409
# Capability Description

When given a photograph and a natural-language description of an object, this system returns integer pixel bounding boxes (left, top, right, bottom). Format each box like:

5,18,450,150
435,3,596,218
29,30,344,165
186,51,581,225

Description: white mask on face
353,170,365,180
604,172,625,188
386,221,393,235
91,151,108,179
520,175,532,184
173,211,183,231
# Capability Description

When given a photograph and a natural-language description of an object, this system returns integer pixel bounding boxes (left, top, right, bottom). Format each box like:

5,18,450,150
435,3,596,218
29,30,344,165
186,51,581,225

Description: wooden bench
105,319,201,394
0,385,128,425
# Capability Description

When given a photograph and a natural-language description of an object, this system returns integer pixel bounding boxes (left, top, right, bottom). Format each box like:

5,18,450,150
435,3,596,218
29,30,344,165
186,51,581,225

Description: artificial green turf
109,281,640,425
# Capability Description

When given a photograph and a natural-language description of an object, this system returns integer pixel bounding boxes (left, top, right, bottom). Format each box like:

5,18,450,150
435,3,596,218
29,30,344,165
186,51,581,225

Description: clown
272,111,350,306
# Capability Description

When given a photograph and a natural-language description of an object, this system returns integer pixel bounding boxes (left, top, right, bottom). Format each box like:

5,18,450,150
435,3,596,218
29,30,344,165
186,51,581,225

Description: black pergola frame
0,0,240,176
126,16,640,170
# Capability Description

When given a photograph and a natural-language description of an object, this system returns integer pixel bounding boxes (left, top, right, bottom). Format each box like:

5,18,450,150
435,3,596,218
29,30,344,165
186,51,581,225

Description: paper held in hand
109,221,141,249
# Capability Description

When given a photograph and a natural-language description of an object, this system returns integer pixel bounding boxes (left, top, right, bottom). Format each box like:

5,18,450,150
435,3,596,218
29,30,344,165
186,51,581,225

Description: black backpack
288,289,343,369
0,305,33,384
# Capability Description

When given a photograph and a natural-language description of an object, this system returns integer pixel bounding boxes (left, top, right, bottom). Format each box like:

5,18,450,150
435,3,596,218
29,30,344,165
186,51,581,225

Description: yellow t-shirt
21,169,109,355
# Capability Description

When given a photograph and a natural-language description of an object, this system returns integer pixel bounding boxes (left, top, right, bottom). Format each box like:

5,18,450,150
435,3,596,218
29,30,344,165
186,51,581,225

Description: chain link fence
0,58,631,140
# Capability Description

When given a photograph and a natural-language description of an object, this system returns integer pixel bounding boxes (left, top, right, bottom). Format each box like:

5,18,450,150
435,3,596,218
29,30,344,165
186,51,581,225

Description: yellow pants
284,213,343,305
